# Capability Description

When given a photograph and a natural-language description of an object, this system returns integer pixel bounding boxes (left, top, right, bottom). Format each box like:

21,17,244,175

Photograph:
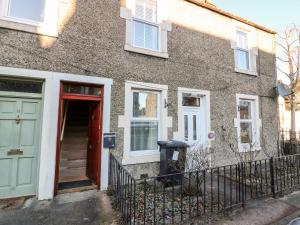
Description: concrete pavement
216,191,300,225
0,190,117,225
2,190,300,225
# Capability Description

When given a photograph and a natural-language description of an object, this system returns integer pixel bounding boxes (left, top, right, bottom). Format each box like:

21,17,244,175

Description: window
238,100,254,144
63,84,101,96
119,81,170,165
231,23,258,76
182,94,201,107
120,0,171,58
130,90,160,151
132,0,159,51
235,95,261,152
0,0,58,36
0,79,43,93
236,30,250,70
8,0,46,23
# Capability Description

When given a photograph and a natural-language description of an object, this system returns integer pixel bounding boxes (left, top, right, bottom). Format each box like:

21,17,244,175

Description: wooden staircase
58,101,90,183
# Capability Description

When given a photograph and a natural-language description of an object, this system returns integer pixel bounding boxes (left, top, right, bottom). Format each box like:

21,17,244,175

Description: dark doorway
55,83,103,194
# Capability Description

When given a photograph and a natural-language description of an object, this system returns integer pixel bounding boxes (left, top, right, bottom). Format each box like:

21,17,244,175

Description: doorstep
57,183,98,195
0,197,30,211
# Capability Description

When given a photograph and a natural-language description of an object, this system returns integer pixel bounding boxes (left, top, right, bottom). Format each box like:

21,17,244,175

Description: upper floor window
1,0,46,24
231,23,258,76
120,0,171,58
133,0,159,51
236,30,250,71
8,0,45,23
0,0,58,36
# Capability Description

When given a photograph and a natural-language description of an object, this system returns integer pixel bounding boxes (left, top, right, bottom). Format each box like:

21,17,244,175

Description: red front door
54,82,103,194
87,102,101,182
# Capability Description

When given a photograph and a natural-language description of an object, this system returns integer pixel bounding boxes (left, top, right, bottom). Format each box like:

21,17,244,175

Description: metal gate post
241,162,245,207
270,157,276,198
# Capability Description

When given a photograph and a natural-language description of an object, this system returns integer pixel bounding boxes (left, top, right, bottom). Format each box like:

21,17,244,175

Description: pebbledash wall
0,0,278,194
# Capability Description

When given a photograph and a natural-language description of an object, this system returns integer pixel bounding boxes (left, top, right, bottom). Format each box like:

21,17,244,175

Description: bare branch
276,57,289,63
276,41,289,52
277,66,292,78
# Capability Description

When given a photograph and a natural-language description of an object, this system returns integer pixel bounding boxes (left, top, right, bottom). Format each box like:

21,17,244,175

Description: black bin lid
157,140,189,148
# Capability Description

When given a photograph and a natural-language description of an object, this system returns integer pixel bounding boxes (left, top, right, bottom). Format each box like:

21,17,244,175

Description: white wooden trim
235,93,261,152
176,87,211,147
0,0,59,37
118,81,171,165
0,66,113,200
124,44,169,58
120,5,171,59
234,68,258,76
231,19,258,75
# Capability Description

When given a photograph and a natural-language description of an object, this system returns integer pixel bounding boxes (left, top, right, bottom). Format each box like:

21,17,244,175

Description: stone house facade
0,0,277,200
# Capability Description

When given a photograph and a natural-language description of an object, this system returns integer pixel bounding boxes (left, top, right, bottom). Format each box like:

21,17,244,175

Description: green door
0,97,41,198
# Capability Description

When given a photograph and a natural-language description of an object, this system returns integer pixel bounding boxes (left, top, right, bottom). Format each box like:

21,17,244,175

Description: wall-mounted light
164,99,171,108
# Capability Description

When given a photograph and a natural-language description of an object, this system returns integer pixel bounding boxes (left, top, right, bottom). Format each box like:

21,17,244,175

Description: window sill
0,18,58,37
122,151,160,165
235,68,258,76
125,44,169,59
238,145,261,153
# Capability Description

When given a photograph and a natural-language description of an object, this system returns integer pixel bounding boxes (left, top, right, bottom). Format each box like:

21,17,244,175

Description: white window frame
130,89,160,152
234,94,262,152
132,0,160,51
0,0,59,37
118,81,172,165
235,30,250,71
231,20,258,76
120,0,171,59
132,18,161,52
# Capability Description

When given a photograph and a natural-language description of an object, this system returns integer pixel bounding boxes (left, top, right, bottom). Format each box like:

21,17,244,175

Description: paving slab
281,191,300,208
0,190,117,225
215,197,299,225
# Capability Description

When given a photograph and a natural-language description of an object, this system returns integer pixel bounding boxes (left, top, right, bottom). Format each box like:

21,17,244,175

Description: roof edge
186,0,277,34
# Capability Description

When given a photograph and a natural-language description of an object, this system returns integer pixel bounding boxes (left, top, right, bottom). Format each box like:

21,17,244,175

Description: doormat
58,180,93,190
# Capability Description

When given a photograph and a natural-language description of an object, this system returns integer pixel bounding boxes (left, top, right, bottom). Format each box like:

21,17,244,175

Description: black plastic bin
157,140,188,186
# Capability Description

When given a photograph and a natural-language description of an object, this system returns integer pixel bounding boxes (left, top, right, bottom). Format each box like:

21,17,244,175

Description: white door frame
0,66,113,200
176,87,211,148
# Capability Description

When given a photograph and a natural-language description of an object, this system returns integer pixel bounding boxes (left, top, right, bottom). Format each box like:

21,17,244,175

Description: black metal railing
273,154,300,195
109,153,300,225
279,130,300,155
109,154,136,224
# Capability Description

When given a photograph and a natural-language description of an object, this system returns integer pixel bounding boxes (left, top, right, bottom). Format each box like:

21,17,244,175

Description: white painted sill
0,18,58,37
235,68,258,76
122,151,160,165
238,146,262,153
125,44,169,59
